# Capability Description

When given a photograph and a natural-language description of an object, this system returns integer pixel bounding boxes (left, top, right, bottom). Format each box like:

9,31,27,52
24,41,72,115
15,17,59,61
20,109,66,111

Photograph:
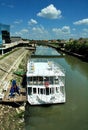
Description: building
0,23,10,45
11,36,22,42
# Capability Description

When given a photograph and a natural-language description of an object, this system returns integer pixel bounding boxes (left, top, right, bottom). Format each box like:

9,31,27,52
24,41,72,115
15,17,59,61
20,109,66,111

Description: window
46,88,49,95
28,87,32,95
40,88,43,94
60,86,64,94
28,77,33,85
50,88,51,94
38,88,39,94
51,87,54,94
38,76,43,85
33,88,36,94
54,76,59,84
49,77,54,84
56,87,59,93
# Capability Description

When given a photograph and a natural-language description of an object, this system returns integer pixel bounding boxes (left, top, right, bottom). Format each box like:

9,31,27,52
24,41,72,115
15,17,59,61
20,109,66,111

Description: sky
0,0,88,40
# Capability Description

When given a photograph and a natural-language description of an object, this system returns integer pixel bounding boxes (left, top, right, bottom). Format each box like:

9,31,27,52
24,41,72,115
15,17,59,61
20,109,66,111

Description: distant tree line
65,38,88,58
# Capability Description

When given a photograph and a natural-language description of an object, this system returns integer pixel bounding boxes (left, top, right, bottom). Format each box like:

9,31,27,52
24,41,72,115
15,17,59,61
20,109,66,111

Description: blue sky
0,0,88,40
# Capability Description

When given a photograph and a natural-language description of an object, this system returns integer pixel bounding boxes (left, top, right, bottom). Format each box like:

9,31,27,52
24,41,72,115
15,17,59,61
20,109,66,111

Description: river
24,46,88,130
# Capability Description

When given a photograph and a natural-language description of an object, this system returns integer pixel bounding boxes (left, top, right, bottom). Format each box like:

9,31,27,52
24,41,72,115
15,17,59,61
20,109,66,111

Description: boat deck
27,61,65,77
1,87,27,103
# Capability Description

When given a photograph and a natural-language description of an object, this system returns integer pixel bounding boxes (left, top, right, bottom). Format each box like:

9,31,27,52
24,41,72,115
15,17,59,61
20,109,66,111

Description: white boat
26,60,66,105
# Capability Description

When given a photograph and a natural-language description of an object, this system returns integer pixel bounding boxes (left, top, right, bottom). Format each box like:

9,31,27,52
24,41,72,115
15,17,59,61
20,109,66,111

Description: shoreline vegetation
51,38,88,62
64,38,88,61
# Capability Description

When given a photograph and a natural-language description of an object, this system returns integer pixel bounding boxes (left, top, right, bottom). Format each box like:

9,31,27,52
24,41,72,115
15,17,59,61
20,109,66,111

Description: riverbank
0,103,25,130
59,48,88,62
48,38,88,62
64,39,88,62
0,48,32,130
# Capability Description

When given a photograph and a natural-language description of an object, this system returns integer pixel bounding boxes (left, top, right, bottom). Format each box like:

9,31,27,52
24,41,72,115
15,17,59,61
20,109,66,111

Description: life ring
44,81,49,87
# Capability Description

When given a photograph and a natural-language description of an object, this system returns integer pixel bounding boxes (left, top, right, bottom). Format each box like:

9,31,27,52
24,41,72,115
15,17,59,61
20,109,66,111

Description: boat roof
26,61,65,77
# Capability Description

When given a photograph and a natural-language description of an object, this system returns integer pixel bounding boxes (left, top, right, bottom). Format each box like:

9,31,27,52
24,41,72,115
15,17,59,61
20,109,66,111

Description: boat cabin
27,75,65,96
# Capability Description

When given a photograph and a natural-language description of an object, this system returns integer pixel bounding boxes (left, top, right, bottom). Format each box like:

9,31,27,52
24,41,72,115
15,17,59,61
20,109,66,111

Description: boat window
51,87,54,94
49,77,54,84
50,88,51,94
59,76,65,85
44,77,49,82
38,88,39,94
38,76,43,85
56,87,59,93
29,81,33,85
33,77,38,85
29,77,32,81
46,88,49,95
28,77,33,85
38,76,43,81
33,88,36,94
60,86,64,94
44,89,45,94
28,87,32,95
40,88,43,94
54,76,59,84
38,81,43,85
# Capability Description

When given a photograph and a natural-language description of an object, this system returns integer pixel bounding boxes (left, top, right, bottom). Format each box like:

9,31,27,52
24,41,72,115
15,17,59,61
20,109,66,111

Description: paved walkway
0,47,29,101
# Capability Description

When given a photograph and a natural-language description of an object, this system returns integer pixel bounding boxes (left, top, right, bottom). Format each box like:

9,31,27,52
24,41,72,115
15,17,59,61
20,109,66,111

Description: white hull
27,93,66,105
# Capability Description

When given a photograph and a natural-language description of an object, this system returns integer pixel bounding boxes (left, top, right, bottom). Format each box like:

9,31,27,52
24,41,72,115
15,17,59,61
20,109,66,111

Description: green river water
24,46,88,130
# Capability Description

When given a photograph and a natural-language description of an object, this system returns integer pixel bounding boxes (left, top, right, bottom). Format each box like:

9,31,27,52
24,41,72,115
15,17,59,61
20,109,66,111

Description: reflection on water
25,46,88,130
34,46,60,55
64,55,88,79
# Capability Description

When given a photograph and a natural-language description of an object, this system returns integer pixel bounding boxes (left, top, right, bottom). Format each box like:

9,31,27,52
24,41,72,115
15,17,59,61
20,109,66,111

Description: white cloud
15,32,22,36
32,26,45,34
52,26,70,34
37,4,62,19
1,2,14,8
82,28,88,37
11,25,50,39
14,28,29,37
14,20,23,24
62,26,70,33
30,26,50,39
28,19,38,25
13,26,71,40
73,18,88,25
52,26,71,39
21,29,29,33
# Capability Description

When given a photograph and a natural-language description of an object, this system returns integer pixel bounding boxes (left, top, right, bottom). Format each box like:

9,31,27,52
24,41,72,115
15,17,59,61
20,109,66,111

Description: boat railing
53,62,65,75
28,79,65,87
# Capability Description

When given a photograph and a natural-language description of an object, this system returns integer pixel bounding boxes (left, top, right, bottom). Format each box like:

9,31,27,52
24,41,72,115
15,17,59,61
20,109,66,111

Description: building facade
11,36,22,42
0,23,10,45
